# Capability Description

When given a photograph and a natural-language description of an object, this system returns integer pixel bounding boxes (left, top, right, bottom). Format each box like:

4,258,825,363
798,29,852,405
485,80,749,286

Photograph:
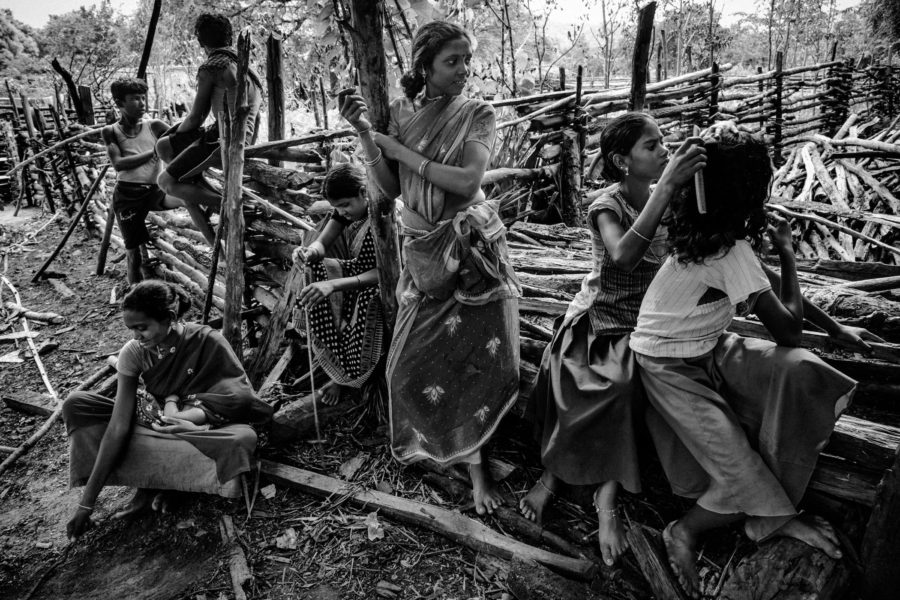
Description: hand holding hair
658,136,707,189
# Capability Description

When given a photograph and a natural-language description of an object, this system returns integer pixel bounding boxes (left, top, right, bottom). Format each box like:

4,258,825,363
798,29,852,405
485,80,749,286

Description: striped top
630,240,771,358
565,184,668,334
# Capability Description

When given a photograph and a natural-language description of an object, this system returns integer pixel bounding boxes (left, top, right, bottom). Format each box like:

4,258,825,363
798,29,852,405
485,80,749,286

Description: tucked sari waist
400,203,520,305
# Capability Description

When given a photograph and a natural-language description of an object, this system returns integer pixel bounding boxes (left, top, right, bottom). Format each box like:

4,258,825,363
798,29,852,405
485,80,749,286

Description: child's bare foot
469,462,504,515
773,513,843,559
663,520,700,599
594,487,628,566
112,488,155,520
519,471,558,523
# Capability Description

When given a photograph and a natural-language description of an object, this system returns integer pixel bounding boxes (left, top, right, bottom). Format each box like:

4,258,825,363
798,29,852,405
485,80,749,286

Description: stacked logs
770,114,900,268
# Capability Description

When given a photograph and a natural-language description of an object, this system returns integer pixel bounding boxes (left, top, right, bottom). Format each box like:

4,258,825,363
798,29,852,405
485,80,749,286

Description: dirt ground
4,208,627,600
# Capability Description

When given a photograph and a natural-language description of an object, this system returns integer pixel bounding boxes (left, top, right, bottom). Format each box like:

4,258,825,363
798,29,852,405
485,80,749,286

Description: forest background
1,0,899,133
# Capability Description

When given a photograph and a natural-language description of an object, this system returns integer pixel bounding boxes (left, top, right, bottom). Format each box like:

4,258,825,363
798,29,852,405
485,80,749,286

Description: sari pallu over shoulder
142,323,272,425
395,95,490,223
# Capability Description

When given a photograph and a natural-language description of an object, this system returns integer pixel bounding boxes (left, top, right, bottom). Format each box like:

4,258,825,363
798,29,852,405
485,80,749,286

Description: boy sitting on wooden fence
103,78,180,284
155,13,263,249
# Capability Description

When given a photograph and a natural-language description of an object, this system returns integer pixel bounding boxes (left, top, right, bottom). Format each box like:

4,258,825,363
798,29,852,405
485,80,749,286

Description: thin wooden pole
78,85,95,126
31,165,110,282
774,51,785,165
266,33,285,168
20,95,56,213
318,76,329,130
136,0,162,80
629,2,656,112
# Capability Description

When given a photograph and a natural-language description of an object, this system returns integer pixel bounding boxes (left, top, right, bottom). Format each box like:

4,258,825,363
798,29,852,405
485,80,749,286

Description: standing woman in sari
339,21,520,515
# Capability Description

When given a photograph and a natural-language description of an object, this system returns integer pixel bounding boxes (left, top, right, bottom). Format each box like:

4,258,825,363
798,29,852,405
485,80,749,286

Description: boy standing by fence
103,78,180,284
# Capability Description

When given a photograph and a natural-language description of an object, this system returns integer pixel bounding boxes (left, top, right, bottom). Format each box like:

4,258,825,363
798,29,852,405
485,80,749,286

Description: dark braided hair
599,112,654,182
322,163,367,201
122,280,192,322
194,13,233,48
666,127,772,264
400,21,471,100
110,78,148,105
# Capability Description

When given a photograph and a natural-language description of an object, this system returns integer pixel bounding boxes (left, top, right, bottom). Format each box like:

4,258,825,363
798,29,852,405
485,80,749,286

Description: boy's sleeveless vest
114,122,161,184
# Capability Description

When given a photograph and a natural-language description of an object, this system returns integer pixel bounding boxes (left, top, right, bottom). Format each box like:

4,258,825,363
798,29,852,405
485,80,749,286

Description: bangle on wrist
357,126,371,135
629,226,652,243
364,148,383,167
418,158,432,178
78,504,94,512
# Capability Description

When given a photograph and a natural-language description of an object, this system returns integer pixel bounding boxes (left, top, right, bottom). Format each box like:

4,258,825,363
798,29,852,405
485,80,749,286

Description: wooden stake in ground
136,0,162,80
32,165,111,283
220,31,253,353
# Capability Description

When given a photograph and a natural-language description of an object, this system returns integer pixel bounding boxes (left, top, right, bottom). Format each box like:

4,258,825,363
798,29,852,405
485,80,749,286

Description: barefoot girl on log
522,113,707,566
293,163,385,406
629,123,880,598
339,21,520,515
64,281,271,538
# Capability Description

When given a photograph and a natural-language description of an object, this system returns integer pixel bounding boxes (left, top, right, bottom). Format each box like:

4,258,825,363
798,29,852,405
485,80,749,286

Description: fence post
266,33,285,167
757,66,765,130
708,62,720,126
629,1,656,112
558,66,566,91
774,51,784,166
20,95,55,213
78,85,95,126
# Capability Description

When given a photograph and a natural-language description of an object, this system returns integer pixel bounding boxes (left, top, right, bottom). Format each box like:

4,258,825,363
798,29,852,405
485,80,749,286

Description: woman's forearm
394,144,484,198
358,130,401,198
610,182,674,270
330,268,379,292
79,426,131,507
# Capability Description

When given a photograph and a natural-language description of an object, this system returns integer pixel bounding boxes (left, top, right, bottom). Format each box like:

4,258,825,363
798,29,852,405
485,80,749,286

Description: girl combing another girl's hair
629,123,880,597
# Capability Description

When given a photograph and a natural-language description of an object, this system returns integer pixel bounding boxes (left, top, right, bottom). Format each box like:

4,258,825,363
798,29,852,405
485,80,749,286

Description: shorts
113,181,168,249
162,122,221,182
162,113,258,182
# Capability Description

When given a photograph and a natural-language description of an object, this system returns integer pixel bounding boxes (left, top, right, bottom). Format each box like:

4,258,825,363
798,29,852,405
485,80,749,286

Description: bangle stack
364,149,383,167
418,158,432,178
629,226,653,243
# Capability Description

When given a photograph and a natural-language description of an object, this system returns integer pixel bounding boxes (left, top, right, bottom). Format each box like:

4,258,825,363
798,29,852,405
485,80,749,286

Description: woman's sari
304,218,385,388
386,95,521,465
64,324,272,493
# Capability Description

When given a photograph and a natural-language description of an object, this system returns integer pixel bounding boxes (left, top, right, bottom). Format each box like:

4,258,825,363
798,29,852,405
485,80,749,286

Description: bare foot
663,520,700,599
112,488,155,520
519,471,558,523
470,462,504,516
594,488,628,566
318,381,343,406
773,513,843,559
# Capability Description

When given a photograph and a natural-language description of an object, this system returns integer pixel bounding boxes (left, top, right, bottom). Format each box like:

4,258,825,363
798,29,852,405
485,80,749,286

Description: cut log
269,393,357,444
506,558,606,600
247,258,304,384
260,460,596,580
718,539,851,599
861,445,900,599
795,259,900,281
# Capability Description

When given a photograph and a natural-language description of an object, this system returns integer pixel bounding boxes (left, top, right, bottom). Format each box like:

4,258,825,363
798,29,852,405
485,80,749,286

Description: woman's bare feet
519,470,558,523
773,513,843,559
663,520,700,599
594,482,628,566
469,461,504,515
112,488,155,520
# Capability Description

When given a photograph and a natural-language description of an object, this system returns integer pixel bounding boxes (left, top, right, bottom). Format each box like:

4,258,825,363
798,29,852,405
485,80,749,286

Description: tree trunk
266,34,285,168
348,0,401,327
629,2,656,111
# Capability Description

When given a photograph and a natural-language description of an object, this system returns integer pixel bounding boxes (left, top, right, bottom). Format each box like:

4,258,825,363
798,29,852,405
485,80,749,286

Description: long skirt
387,276,520,465
528,313,643,492
636,332,856,541
63,391,257,498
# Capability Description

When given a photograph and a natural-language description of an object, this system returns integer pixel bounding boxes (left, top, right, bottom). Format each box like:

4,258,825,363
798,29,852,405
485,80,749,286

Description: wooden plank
506,558,607,600
0,331,40,343
625,522,688,600
1,391,55,417
259,460,597,580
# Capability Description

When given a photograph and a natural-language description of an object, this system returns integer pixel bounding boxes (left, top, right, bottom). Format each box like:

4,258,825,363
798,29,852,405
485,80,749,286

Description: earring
623,165,630,176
